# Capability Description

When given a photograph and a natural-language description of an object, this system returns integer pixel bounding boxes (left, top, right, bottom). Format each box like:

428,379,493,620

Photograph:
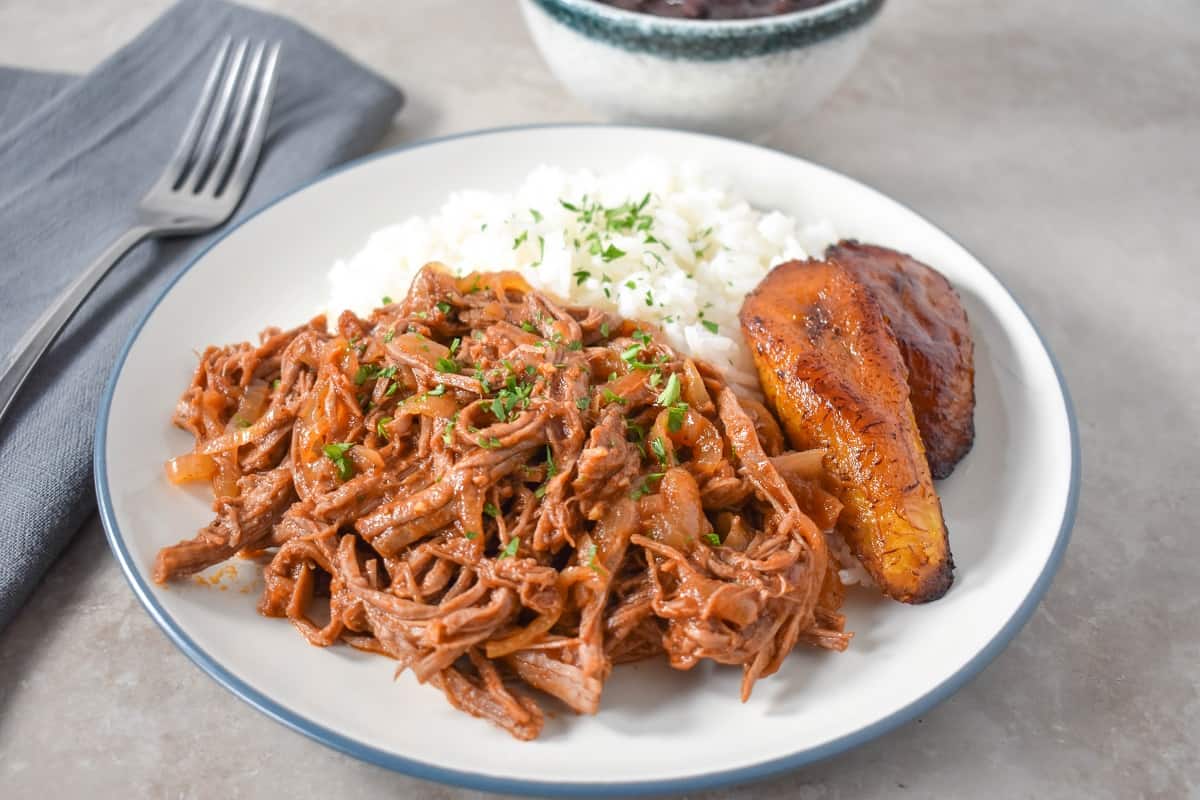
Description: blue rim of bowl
95,122,1079,798
525,0,885,60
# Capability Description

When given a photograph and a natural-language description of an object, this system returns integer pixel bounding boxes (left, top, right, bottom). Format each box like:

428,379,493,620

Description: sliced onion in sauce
641,467,707,551
211,457,240,498
401,392,459,419
350,445,386,471
388,331,450,366
770,448,827,482
163,452,217,484
227,379,269,431
651,407,723,474
679,359,714,414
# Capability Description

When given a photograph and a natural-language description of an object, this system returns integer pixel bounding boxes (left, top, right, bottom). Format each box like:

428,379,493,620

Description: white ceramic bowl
520,0,884,140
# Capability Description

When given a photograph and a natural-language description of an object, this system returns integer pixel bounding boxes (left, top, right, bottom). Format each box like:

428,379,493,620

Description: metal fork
0,37,281,427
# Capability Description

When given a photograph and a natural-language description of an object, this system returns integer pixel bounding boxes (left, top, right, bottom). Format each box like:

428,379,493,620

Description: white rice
325,158,839,388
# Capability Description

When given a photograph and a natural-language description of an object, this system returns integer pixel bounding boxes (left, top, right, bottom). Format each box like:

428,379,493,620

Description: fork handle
0,225,154,428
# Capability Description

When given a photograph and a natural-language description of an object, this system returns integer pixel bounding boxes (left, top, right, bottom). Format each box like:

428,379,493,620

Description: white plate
96,125,1078,796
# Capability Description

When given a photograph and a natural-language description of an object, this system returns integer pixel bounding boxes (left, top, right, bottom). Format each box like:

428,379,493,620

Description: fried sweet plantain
826,241,975,479
740,259,953,603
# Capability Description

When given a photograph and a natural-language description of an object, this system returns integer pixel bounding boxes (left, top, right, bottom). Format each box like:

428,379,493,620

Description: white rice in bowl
326,158,839,389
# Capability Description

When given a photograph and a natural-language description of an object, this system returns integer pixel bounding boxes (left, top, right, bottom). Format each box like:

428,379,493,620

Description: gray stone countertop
1,1,1196,797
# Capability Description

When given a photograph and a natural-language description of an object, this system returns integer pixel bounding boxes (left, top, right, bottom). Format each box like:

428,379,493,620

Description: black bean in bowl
595,0,834,20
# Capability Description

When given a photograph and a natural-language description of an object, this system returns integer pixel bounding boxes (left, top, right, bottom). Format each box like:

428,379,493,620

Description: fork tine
222,42,281,203
205,40,266,197
183,38,250,193
163,36,232,187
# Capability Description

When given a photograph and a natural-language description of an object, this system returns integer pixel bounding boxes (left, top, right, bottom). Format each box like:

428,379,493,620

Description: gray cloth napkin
0,0,403,629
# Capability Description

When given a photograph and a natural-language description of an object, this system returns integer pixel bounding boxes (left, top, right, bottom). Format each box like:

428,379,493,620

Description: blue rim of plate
95,123,1080,798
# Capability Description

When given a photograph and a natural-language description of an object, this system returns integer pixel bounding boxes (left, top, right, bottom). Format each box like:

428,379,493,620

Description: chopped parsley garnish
599,321,610,338
322,442,355,481
567,340,583,351
498,536,520,559
573,270,591,285
648,372,662,388
436,301,452,315
354,363,398,386
600,244,625,262
427,384,447,397
545,446,557,478
644,290,654,307
601,388,625,405
491,383,530,421
632,329,652,345
381,295,393,305
435,356,459,374
449,337,461,355
483,502,500,519
656,373,681,407
376,416,393,440
620,343,644,363
576,396,591,411
477,436,502,449
521,320,538,334
651,436,668,466
271,378,281,389
585,543,601,574
667,403,688,433
704,532,721,547
465,530,479,540
701,320,719,334
530,208,543,223
624,280,636,290
513,230,528,250
234,416,251,429
443,413,457,446
383,329,395,343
